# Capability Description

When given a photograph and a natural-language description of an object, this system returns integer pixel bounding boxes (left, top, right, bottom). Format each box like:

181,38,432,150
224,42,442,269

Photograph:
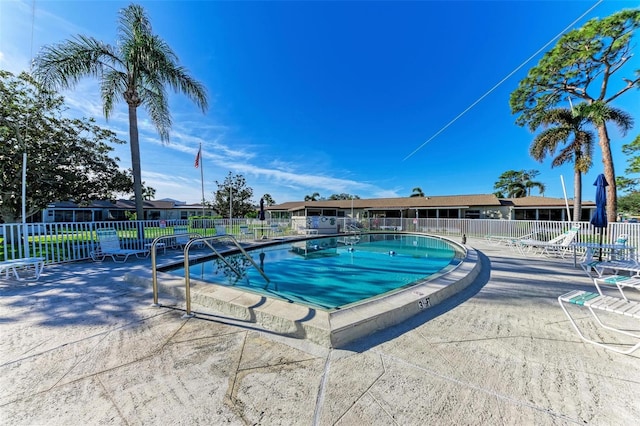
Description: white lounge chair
270,223,285,239
558,290,640,355
517,224,580,257
580,242,638,277
215,225,227,236
0,257,45,281
238,225,253,240
593,274,640,301
172,225,190,249
485,232,534,249
91,228,149,263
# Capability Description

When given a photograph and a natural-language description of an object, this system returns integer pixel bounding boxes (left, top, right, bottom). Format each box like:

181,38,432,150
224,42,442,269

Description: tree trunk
573,170,582,222
597,124,617,222
128,103,144,221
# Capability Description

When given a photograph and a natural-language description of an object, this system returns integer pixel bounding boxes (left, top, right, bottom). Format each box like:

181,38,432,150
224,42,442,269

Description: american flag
194,146,201,168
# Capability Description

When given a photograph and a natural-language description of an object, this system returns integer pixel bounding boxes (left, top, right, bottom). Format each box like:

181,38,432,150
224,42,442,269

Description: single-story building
267,194,596,223
39,199,212,223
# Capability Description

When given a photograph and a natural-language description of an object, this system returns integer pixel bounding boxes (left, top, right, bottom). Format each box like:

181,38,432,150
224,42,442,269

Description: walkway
1,238,639,425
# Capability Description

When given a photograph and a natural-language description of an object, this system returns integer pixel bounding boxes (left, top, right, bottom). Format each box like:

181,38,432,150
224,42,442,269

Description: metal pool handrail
182,234,269,317
150,232,203,306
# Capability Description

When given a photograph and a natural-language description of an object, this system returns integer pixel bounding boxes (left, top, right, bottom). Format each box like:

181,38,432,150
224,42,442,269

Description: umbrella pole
599,228,604,261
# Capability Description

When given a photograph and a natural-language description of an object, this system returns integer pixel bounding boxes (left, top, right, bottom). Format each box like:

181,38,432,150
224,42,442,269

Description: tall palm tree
581,101,634,220
304,192,320,202
410,187,424,197
530,104,595,221
32,4,208,221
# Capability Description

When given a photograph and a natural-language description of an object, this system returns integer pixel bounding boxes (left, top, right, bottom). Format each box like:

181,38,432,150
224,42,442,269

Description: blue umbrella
590,174,608,260
259,197,265,221
259,197,265,238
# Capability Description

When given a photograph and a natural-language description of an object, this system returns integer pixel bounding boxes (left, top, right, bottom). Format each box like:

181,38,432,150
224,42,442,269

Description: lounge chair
172,225,205,250
592,274,640,301
270,223,285,239
296,226,319,235
0,257,45,281
172,225,190,249
517,224,580,257
484,232,534,249
91,228,149,263
558,290,640,355
215,225,227,236
238,225,253,240
580,242,638,277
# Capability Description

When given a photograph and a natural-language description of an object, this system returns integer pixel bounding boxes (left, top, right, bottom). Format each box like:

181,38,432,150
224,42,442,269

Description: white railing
0,218,294,264
2,218,638,265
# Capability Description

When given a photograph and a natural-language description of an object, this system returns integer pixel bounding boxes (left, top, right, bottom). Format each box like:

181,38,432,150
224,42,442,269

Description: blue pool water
165,234,463,310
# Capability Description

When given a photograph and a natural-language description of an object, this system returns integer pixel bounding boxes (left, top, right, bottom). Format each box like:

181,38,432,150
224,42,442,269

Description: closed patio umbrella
259,197,265,238
590,174,608,261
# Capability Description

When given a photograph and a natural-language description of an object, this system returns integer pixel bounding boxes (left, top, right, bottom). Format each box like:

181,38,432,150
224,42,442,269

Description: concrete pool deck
1,237,639,424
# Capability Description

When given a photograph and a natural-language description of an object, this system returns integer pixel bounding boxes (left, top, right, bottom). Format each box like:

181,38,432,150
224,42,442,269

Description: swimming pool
164,234,464,311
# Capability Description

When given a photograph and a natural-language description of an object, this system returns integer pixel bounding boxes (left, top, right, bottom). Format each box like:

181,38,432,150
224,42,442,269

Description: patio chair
517,224,580,257
0,257,45,281
239,225,253,240
270,223,285,239
580,243,638,277
172,225,190,249
484,232,534,249
592,274,640,301
558,290,640,355
91,228,149,263
172,225,206,250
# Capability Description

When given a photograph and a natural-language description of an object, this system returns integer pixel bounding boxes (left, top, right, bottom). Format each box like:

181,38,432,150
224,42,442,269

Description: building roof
48,199,205,210
267,194,595,212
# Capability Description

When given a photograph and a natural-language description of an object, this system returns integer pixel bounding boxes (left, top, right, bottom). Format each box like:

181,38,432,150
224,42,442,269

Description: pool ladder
339,224,361,246
149,233,269,317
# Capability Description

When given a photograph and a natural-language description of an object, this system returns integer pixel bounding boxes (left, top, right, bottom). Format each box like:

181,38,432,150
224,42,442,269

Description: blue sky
2,0,639,205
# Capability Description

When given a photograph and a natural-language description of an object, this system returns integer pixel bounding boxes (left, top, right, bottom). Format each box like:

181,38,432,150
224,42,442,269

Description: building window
514,209,536,220
76,210,92,222
465,210,480,219
54,210,73,222
439,209,459,218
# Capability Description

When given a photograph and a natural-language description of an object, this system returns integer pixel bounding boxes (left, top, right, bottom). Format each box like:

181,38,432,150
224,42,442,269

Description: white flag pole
560,175,571,222
195,143,204,217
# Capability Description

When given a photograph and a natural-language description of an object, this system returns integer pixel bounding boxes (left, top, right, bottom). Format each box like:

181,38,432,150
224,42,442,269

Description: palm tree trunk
597,124,617,222
573,170,582,222
128,104,144,221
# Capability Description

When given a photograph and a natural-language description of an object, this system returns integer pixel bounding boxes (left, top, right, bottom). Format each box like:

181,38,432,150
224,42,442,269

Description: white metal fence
1,218,638,265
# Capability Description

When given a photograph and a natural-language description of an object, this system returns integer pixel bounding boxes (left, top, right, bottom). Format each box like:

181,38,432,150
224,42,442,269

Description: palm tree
262,193,275,206
304,192,320,202
410,187,424,197
494,169,545,198
580,101,634,221
129,181,156,201
520,170,545,196
506,182,527,198
32,4,208,221
530,104,595,221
